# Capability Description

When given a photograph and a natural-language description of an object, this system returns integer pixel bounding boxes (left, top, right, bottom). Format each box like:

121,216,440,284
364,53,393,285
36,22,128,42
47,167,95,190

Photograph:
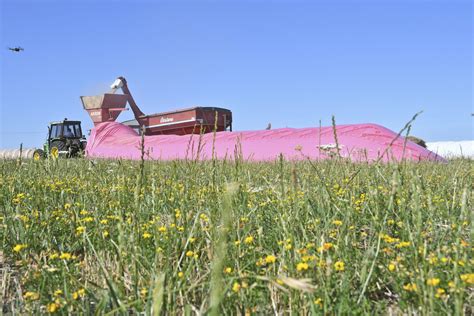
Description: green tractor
44,119,87,158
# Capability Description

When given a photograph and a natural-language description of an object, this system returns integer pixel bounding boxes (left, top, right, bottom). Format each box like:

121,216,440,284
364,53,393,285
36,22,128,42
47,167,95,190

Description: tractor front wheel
50,147,59,159
50,141,66,159
33,149,44,161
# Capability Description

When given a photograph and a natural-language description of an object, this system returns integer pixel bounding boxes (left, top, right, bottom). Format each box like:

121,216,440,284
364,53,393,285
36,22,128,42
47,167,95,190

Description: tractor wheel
50,147,59,159
33,149,44,161
50,141,67,159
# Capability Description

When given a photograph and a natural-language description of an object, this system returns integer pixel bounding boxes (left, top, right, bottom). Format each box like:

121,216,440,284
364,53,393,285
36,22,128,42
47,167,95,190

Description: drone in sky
7,46,24,52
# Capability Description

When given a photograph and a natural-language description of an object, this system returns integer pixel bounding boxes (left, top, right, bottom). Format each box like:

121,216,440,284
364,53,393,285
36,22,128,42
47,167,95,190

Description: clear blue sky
1,0,472,148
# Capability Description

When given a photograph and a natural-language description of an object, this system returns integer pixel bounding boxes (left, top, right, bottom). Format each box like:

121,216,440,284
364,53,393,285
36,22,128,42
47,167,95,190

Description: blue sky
1,0,472,148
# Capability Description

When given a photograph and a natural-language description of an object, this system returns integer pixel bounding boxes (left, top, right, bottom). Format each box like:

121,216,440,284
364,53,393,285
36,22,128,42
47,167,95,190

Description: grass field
1,157,472,314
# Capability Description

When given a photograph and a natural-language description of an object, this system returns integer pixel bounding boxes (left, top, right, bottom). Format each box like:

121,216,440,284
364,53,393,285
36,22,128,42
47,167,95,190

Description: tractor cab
46,119,87,157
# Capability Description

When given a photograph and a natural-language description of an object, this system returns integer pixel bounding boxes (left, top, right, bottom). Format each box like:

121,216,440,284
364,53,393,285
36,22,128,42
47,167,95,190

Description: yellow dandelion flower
47,302,59,313
72,288,85,300
428,256,438,265
460,273,474,284
59,252,72,260
232,282,241,292
54,290,63,296
332,220,343,226
297,262,309,271
76,226,85,235
403,283,417,292
334,261,345,271
427,278,440,286
186,250,194,257
158,226,167,233
381,234,398,243
265,255,277,264
388,263,396,272
143,232,152,239
224,267,232,274
24,291,39,300
13,244,27,252
317,242,333,252
435,288,446,298
314,298,323,307
302,255,315,262
102,230,109,238
140,288,148,297
244,236,254,244
396,241,410,248
178,271,184,278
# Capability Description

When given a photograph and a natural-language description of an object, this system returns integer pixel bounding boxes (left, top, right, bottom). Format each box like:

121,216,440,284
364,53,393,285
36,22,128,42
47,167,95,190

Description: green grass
0,157,472,314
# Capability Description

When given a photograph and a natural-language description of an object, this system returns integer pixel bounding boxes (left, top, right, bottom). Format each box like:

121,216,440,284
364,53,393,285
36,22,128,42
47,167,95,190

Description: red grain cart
81,77,232,135
138,106,232,135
